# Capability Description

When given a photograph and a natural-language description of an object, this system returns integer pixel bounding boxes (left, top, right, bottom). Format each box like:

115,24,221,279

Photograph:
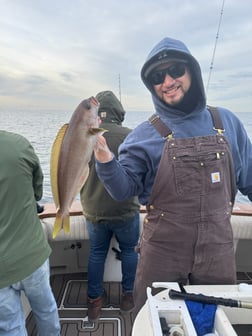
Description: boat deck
25,271,252,336
25,202,252,335
26,272,134,336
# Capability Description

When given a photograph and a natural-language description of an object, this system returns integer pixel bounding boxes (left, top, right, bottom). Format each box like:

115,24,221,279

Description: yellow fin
52,213,63,239
63,216,70,234
50,124,68,207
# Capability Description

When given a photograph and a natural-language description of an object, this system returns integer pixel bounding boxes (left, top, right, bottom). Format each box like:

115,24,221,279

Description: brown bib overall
133,107,237,316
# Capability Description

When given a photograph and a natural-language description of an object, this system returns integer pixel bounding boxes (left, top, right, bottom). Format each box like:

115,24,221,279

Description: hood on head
142,52,189,79
95,90,125,124
141,37,206,115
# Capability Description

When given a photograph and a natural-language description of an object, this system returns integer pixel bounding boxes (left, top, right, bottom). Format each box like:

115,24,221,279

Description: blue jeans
0,259,60,336
87,213,140,298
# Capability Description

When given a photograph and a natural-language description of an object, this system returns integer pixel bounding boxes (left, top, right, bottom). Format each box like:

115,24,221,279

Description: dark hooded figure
80,90,140,322
93,38,252,318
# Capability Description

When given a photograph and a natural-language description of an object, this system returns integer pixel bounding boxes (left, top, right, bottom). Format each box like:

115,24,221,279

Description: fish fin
50,124,69,207
88,127,107,135
63,216,70,234
52,213,63,239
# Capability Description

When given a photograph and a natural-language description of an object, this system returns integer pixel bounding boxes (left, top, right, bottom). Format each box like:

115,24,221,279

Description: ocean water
0,108,251,204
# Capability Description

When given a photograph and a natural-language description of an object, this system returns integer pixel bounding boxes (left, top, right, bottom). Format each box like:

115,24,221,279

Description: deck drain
82,320,95,329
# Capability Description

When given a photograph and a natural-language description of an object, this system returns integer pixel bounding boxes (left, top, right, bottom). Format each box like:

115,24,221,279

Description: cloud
0,0,251,112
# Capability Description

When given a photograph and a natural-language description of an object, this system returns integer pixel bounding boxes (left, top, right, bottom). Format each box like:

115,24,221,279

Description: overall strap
149,107,224,137
149,114,173,139
207,105,225,134
207,106,236,204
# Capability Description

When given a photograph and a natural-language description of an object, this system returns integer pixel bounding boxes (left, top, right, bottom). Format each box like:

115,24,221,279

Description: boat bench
41,214,252,245
39,202,146,280
39,202,252,275
39,202,252,247
41,215,89,241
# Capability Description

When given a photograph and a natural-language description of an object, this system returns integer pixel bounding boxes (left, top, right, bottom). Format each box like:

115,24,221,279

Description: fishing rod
118,73,122,103
169,289,252,309
206,0,226,94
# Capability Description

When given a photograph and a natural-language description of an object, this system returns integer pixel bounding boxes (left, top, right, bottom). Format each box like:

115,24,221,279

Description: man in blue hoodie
93,37,252,316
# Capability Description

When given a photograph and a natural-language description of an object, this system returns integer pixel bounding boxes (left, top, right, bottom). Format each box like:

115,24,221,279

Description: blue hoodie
96,37,252,204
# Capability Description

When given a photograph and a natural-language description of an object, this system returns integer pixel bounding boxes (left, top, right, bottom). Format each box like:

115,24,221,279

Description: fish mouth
90,96,99,106
81,96,99,109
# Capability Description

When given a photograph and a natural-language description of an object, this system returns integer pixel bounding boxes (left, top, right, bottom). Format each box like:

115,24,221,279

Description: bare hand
94,135,113,163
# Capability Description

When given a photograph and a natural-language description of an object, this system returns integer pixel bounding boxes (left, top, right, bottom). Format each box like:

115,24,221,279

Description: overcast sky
0,0,251,113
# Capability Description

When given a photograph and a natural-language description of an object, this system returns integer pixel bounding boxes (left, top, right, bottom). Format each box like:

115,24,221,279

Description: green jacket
0,131,51,288
80,91,140,222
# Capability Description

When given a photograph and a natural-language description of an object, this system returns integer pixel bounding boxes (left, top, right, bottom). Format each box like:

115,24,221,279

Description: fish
50,96,105,239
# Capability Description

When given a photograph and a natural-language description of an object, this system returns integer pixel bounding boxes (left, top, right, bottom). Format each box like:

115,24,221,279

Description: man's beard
168,81,198,113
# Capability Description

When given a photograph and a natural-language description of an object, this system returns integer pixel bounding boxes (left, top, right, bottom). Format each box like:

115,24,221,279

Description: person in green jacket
0,131,60,336
80,91,140,322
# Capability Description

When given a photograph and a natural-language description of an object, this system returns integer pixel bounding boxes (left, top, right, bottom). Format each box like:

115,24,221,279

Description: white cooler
132,282,252,336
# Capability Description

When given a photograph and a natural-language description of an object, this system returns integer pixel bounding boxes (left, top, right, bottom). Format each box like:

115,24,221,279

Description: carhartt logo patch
211,172,220,183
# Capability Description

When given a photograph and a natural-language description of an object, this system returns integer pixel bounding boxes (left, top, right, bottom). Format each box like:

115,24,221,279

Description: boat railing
39,201,252,248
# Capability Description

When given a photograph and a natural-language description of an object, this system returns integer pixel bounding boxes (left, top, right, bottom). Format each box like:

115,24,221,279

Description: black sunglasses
149,63,187,85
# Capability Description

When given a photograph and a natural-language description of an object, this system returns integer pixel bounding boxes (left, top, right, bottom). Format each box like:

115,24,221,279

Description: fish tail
52,213,63,239
63,215,70,234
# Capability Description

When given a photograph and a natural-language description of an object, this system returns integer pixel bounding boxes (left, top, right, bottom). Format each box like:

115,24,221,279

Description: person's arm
24,141,44,201
237,135,252,202
94,134,143,201
94,135,126,200
222,110,252,202
94,123,161,204
33,158,43,201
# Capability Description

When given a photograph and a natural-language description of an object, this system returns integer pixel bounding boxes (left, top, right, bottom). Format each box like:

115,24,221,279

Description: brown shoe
120,292,134,312
87,291,106,322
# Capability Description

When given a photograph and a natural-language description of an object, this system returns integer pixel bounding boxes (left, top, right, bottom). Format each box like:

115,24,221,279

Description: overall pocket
173,151,226,196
